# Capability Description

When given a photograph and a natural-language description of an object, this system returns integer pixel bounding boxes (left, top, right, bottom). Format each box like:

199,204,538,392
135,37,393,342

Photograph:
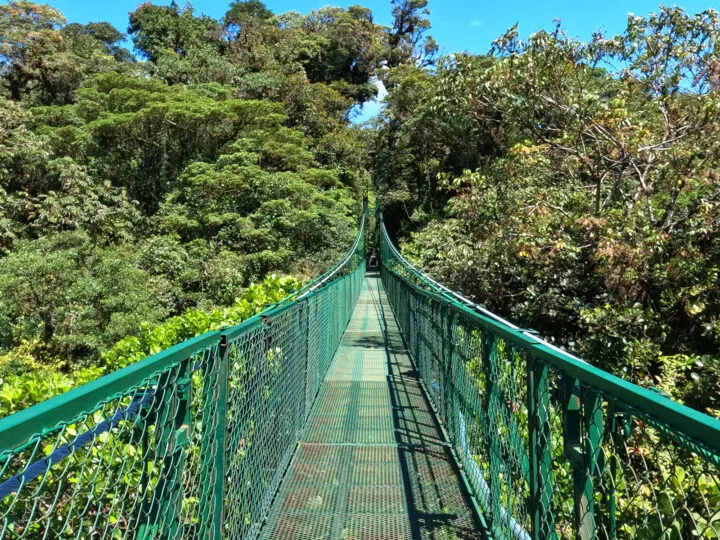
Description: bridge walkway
260,273,486,539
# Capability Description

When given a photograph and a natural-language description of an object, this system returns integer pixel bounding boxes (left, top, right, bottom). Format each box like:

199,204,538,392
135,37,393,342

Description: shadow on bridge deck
259,273,489,539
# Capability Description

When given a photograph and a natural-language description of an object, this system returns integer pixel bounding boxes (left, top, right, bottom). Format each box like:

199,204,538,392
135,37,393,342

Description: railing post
139,359,192,539
527,356,556,540
301,299,312,424
603,400,619,540
481,334,503,533
442,307,458,437
582,390,603,538
199,337,229,539
562,379,602,539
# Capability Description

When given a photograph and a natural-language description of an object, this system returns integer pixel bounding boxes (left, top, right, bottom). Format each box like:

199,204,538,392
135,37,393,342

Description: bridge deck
260,274,484,539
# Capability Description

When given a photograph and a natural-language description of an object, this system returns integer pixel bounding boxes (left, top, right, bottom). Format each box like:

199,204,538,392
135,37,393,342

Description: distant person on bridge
367,248,378,270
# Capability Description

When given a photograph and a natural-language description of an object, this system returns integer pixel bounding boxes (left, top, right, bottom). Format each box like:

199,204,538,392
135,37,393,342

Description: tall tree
384,0,438,69
62,22,134,63
293,6,384,102
374,7,720,413
0,2,128,104
224,0,275,39
128,2,225,63
0,1,65,101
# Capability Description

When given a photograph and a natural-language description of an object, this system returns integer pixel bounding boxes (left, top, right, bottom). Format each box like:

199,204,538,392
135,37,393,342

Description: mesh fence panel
223,263,364,539
0,215,365,539
3,207,717,540
380,216,720,540
0,335,223,539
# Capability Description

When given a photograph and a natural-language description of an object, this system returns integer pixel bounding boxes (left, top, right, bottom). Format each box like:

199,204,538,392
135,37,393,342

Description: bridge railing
379,214,720,540
0,212,365,539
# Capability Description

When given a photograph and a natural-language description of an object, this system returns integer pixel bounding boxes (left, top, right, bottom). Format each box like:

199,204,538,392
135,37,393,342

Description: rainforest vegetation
0,0,718,423
375,6,720,418
0,1,718,538
0,0,402,412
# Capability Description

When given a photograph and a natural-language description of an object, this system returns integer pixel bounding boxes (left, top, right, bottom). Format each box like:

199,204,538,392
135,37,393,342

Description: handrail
227,209,365,320
0,205,367,539
222,210,366,341
292,211,365,299
379,212,720,453
0,331,221,455
379,212,586,363
379,211,720,539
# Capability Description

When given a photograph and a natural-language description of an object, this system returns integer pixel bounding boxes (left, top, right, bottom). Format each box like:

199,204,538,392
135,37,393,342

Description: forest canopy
1,0,718,422
0,2,718,538
373,6,720,417
0,0,439,411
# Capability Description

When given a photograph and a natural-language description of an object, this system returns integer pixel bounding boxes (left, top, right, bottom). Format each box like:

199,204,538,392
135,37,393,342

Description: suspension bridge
0,209,718,539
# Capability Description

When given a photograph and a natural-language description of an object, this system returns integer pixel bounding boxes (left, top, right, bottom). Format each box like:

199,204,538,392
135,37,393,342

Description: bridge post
562,380,603,539
527,356,556,539
138,359,192,539
581,390,603,538
481,334,503,534
301,299,312,424
198,336,229,539
442,307,458,438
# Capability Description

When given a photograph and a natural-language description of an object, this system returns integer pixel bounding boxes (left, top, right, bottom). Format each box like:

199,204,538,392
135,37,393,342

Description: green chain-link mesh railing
0,211,365,539
379,213,720,540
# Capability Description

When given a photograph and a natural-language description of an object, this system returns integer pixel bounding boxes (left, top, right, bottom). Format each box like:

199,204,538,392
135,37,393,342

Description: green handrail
379,211,720,540
0,209,366,539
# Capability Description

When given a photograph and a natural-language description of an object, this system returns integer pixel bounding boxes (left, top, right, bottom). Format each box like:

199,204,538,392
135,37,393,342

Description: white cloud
469,19,485,28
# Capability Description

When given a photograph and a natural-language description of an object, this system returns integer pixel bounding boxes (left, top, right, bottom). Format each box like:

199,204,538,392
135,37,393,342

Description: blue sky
26,0,718,120
39,0,717,54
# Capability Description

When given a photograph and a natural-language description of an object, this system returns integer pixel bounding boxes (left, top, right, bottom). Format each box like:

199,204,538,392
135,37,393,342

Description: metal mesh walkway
260,273,485,539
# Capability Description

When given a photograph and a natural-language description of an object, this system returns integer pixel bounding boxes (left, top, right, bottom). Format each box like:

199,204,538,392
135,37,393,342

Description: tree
291,6,384,102
0,232,170,360
0,2,130,104
35,73,286,212
0,96,49,190
376,7,720,413
128,2,225,62
62,22,134,63
157,125,357,282
224,0,275,38
30,158,141,243
0,1,66,101
384,0,438,69
0,0,367,399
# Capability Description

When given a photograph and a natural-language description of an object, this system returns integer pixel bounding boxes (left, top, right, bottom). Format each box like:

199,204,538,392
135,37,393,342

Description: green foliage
103,273,301,370
156,127,358,281
34,73,288,212
0,0,381,427
0,274,301,416
62,22,133,63
0,339,103,414
0,232,170,361
225,0,275,34
31,158,141,242
377,7,720,416
383,0,438,70
0,1,127,104
128,2,225,65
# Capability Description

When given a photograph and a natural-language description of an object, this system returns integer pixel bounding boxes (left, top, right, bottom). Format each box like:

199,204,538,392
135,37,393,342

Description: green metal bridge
0,210,719,539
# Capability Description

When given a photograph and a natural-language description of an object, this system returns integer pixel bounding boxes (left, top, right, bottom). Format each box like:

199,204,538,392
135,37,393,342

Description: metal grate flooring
258,274,487,539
